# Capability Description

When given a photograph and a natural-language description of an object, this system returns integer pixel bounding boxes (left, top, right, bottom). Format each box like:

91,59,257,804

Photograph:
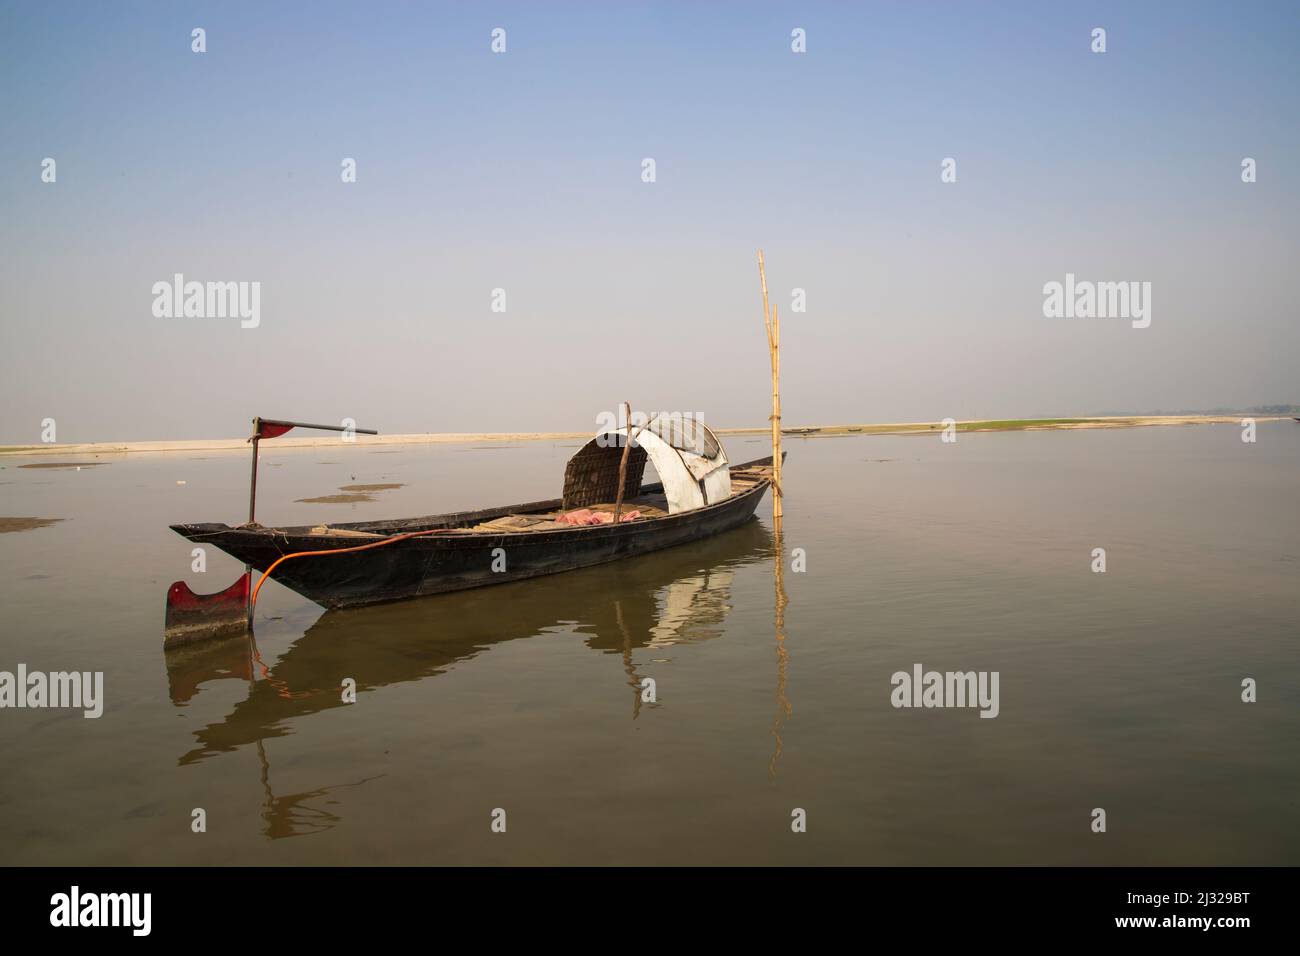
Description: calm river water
1,423,1296,864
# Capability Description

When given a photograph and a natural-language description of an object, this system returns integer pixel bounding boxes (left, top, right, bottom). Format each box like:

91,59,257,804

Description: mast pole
245,417,261,626
613,401,633,523
248,417,261,525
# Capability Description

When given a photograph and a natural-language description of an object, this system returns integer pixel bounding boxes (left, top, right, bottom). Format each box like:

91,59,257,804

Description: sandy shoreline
0,416,1282,458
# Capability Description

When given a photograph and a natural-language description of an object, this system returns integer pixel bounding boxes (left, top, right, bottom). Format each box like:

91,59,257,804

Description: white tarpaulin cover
590,419,731,514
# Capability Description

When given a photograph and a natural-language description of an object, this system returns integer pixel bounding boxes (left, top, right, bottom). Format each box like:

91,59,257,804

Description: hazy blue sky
2,1,1297,441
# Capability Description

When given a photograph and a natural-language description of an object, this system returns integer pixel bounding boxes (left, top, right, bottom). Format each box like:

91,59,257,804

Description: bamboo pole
759,251,774,358
613,401,632,522
757,251,783,532
772,303,783,530
757,251,789,775
769,526,791,777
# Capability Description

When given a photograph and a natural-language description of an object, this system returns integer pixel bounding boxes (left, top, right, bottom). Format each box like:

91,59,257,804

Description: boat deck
302,463,775,539
467,464,773,533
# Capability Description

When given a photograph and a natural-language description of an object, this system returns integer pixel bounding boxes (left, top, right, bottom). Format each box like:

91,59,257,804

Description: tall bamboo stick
757,251,783,532
759,252,772,348
772,303,783,530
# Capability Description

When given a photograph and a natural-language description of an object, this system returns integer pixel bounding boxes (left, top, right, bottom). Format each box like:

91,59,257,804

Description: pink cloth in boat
557,508,641,526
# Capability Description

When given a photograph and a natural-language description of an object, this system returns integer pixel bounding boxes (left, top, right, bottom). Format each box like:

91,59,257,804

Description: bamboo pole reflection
233,639,384,842
769,531,791,777
255,738,384,839
615,599,644,720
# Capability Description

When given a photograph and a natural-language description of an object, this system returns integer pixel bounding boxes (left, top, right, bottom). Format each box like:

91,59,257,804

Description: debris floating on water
0,517,65,534
296,493,375,504
17,462,107,470
296,482,404,504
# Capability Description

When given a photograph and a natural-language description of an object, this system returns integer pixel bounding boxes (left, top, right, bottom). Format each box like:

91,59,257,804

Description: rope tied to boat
249,528,466,612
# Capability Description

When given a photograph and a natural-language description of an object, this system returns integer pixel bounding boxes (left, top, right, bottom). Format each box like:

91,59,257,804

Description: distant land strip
0,415,1290,457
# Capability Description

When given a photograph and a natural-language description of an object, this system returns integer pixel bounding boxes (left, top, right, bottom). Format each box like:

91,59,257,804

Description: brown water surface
0,425,1296,864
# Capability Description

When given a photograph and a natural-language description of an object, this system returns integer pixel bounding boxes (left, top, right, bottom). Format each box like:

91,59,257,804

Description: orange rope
250,528,463,610
251,642,324,700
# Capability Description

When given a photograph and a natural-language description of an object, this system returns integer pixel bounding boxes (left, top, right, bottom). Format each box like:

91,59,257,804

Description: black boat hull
172,466,773,609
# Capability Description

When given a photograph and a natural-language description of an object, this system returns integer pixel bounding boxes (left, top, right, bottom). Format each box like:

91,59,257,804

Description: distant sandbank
0,416,1282,458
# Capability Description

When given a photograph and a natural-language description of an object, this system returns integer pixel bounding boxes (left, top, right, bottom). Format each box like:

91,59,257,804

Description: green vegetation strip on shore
792,418,1117,436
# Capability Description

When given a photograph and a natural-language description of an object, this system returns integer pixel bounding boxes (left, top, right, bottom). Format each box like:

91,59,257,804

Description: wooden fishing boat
164,255,792,647
168,417,779,625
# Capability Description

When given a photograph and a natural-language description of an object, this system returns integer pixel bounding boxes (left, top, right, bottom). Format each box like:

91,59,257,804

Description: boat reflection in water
164,521,775,838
